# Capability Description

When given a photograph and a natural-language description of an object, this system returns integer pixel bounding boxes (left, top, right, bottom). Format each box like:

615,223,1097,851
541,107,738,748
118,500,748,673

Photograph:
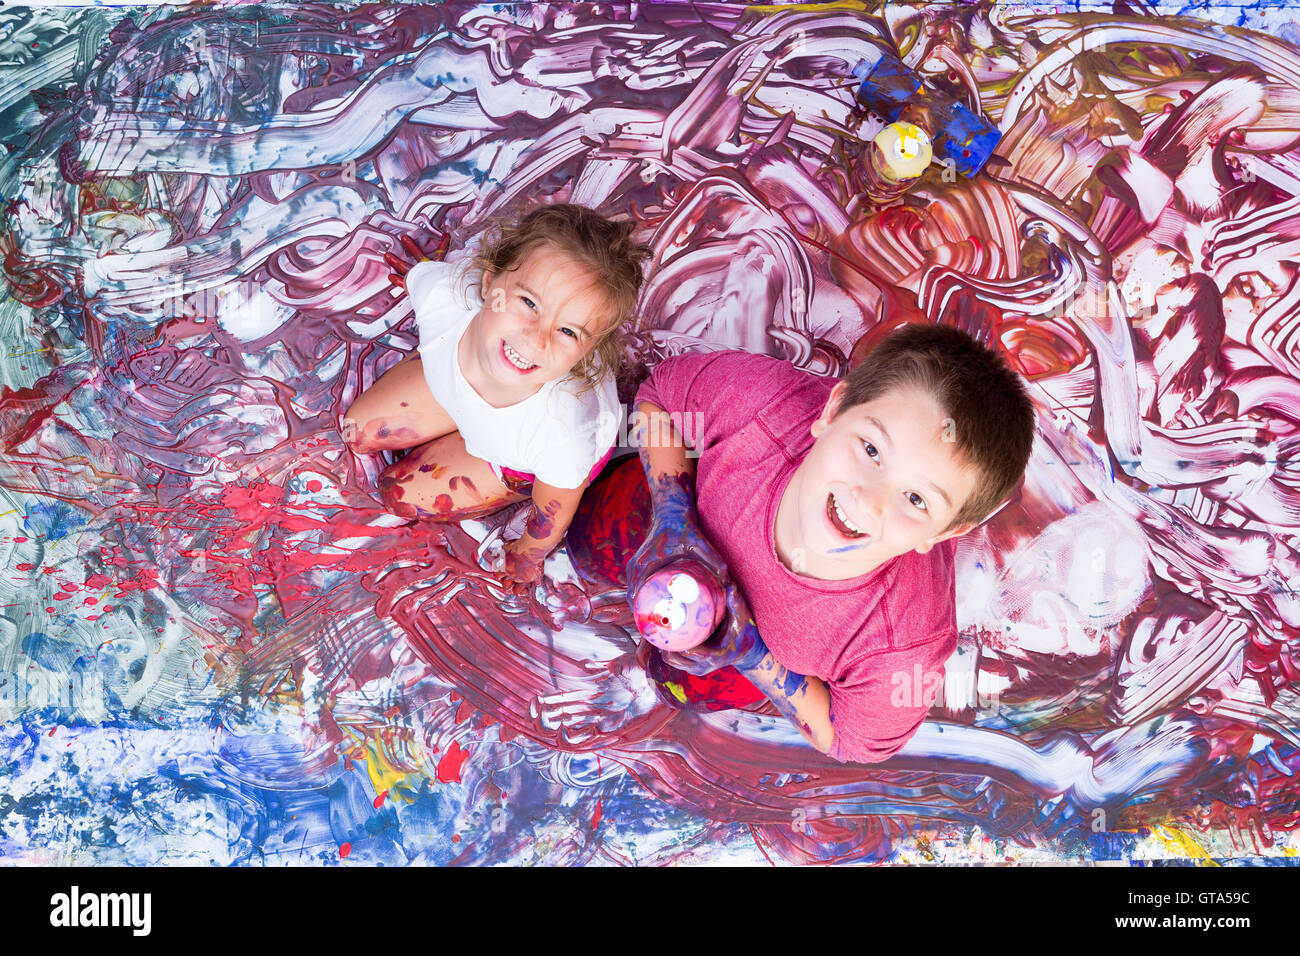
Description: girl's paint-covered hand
661,577,769,676
385,231,450,289
498,482,585,595
502,538,547,587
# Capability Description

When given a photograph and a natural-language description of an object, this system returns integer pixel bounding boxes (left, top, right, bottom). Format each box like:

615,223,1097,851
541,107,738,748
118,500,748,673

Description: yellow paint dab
663,681,688,704
1151,825,1219,866
364,737,411,802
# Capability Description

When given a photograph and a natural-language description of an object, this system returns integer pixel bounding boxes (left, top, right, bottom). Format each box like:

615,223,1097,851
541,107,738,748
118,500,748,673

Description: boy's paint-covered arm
633,400,693,491
626,400,731,588
737,642,930,763
736,649,835,753
660,583,837,754
634,395,832,752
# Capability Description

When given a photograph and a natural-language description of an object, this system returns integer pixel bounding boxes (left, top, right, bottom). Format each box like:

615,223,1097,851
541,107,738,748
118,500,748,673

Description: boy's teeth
831,494,864,535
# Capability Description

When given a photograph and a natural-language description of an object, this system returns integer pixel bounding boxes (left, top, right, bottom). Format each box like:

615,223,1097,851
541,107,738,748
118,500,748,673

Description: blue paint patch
22,499,86,542
20,632,92,673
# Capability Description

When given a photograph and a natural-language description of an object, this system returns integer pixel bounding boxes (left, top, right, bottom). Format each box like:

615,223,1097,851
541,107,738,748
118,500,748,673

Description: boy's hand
662,579,768,676
385,231,450,289
625,472,728,597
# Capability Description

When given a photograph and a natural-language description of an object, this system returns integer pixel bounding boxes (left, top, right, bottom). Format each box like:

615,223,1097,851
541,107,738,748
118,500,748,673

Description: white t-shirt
405,259,622,489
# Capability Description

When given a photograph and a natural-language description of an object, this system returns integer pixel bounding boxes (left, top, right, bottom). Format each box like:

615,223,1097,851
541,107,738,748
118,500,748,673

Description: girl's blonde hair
472,203,650,391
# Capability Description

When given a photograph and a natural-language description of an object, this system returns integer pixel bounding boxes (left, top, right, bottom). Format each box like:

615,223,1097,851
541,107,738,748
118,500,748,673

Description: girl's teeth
504,343,535,370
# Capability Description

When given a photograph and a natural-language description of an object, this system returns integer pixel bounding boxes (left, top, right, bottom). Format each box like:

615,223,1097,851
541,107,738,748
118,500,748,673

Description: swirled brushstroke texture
2,1,1299,864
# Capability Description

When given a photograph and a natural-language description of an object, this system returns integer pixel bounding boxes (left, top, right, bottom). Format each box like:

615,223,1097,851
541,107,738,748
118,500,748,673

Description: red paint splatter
436,741,470,783
591,799,603,830
306,479,322,492
13,537,27,543
339,842,351,858
373,790,388,809
15,563,34,572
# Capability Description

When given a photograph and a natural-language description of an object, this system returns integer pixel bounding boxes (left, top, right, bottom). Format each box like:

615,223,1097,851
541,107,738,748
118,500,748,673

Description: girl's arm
502,480,587,583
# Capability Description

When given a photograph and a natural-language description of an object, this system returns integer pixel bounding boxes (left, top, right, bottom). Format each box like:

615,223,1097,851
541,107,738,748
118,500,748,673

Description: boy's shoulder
644,348,836,452
659,347,806,376
656,348,833,405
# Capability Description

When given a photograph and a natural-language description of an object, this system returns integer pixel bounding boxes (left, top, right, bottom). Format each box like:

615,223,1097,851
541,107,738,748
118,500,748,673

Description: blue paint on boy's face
774,383,978,582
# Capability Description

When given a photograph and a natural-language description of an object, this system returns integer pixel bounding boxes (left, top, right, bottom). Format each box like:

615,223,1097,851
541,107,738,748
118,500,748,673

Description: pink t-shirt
636,350,959,764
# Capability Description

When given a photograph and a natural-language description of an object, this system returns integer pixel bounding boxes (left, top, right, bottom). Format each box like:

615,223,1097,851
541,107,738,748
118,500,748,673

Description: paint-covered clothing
405,260,621,489
636,350,959,764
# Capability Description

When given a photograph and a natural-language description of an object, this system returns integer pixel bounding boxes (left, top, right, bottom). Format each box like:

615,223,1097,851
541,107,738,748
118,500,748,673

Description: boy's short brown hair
835,323,1035,531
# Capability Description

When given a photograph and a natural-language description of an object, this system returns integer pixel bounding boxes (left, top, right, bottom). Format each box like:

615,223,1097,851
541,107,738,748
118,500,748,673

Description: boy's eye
907,492,928,511
560,327,578,340
521,296,537,310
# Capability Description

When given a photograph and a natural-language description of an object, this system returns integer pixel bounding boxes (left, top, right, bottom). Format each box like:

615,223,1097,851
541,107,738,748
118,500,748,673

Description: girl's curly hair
473,203,651,392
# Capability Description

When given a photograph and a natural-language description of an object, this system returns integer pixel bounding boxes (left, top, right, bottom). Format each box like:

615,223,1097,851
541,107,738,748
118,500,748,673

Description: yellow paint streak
364,737,412,802
663,681,688,704
1151,825,1219,866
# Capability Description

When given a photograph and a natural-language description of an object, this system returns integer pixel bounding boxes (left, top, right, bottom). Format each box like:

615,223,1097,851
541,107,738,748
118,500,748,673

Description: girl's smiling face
459,244,609,405
774,381,979,580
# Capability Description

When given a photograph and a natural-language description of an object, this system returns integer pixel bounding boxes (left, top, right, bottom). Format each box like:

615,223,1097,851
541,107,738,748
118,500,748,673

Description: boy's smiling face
774,382,979,581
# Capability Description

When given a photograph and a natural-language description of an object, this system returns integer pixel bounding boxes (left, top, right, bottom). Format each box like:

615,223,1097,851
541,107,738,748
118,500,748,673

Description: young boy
626,323,1036,764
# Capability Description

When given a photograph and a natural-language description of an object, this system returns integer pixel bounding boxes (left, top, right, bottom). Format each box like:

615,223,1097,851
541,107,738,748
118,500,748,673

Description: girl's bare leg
378,430,527,521
343,355,457,454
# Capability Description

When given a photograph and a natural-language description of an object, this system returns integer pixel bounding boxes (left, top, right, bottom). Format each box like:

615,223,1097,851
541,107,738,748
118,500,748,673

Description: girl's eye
560,327,578,340
863,441,880,462
521,296,537,310
907,492,928,512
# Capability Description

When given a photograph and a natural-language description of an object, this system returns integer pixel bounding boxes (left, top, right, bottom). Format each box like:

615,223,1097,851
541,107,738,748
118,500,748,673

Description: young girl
343,204,649,584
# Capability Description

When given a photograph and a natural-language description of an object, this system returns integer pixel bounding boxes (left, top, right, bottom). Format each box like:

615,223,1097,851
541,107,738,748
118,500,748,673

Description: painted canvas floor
3,0,1300,865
